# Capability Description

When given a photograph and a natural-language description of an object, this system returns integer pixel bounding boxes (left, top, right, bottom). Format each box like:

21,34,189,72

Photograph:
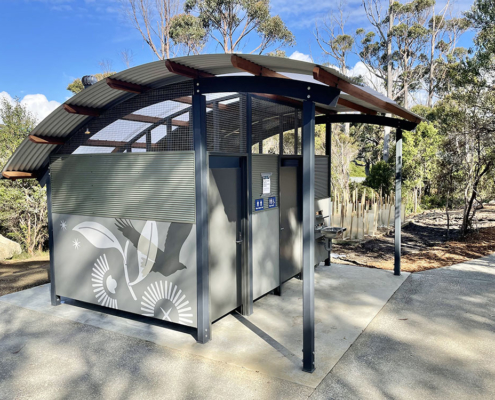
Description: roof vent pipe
81,75,98,89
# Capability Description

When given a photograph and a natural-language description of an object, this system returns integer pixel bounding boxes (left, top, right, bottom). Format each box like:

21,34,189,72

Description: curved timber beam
231,55,376,115
315,114,419,131
313,66,421,124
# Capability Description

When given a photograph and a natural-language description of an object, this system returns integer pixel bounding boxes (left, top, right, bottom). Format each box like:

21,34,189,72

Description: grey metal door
280,165,302,282
208,167,242,321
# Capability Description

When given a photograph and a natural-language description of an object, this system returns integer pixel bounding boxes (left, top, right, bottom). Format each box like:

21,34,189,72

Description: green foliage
0,181,48,255
364,161,394,195
170,13,207,55
0,97,37,166
184,0,294,54
0,98,48,254
349,162,366,178
66,72,115,95
391,121,440,191
421,194,446,210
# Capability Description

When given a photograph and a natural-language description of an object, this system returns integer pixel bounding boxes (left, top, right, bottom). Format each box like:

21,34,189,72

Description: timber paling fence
330,190,406,240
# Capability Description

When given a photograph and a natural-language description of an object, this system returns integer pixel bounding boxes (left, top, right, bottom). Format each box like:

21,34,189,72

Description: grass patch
11,251,49,261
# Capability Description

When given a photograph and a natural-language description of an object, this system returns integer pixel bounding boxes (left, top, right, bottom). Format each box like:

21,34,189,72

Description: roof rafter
231,55,376,115
29,135,67,145
63,104,101,117
122,114,189,127
2,171,37,180
106,77,151,94
313,66,420,123
165,60,215,78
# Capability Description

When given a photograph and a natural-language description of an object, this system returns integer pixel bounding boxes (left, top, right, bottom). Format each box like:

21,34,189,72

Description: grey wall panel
50,152,196,224
252,208,280,299
315,156,329,200
252,154,279,212
53,213,197,327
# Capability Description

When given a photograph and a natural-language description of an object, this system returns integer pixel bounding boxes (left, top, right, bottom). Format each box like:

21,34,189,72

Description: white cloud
0,92,61,125
346,61,386,94
289,51,313,63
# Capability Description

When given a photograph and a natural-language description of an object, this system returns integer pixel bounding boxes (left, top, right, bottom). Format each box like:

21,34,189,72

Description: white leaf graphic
73,222,124,257
129,221,158,286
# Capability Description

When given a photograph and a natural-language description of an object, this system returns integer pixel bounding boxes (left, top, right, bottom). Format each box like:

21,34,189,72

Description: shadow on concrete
310,254,495,400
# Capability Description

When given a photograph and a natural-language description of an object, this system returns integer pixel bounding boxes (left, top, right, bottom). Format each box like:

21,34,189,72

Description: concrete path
1,256,494,399
311,254,495,399
0,263,407,389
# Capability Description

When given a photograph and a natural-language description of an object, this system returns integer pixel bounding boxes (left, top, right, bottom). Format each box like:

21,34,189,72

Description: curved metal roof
2,54,421,177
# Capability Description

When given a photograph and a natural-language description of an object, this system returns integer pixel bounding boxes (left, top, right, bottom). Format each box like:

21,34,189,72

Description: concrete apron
0,263,408,388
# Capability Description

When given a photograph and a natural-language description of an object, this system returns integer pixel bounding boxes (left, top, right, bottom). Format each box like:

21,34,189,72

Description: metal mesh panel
206,93,246,153
251,97,300,155
59,81,194,155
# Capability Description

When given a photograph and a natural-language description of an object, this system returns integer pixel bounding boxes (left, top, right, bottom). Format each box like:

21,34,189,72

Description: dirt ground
332,205,495,272
0,255,50,297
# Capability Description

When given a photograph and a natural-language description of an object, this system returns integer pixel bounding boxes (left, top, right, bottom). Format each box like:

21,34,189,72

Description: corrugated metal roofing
2,53,421,177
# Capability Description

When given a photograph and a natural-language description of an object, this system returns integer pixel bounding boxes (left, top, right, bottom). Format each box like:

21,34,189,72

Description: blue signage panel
255,198,264,211
268,196,277,208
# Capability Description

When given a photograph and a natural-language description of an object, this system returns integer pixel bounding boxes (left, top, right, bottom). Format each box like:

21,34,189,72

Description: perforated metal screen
251,97,301,155
59,82,195,155
58,84,314,158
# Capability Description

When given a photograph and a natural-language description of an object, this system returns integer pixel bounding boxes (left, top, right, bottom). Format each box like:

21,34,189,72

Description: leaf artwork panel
73,222,124,257
130,221,159,286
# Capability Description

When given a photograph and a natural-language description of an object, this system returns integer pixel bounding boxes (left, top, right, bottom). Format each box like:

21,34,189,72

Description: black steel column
279,115,284,155
394,128,402,276
242,94,254,315
213,101,220,151
294,109,299,155
325,117,332,266
325,116,332,197
302,100,315,373
146,130,152,152
46,173,60,306
193,92,211,342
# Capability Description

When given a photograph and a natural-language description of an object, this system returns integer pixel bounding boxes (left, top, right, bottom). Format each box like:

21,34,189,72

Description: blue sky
0,0,475,121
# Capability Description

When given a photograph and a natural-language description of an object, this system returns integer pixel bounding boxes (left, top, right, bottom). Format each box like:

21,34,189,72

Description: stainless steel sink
321,227,346,239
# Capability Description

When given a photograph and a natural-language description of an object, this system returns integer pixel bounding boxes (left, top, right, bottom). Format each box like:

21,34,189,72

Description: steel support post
213,101,220,151
46,173,60,306
145,130,152,152
294,109,299,155
325,117,332,266
193,93,211,343
302,100,316,373
241,94,254,315
279,115,284,155
394,128,402,276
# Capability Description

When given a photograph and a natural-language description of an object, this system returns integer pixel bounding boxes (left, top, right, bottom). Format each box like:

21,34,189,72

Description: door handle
236,240,243,244
280,227,285,230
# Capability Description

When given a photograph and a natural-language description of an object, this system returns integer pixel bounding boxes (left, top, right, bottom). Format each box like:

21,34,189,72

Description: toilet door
279,160,302,282
208,159,243,321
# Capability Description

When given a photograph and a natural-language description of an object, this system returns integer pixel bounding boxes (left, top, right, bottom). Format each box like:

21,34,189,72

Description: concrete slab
0,302,313,400
311,254,495,400
0,263,408,388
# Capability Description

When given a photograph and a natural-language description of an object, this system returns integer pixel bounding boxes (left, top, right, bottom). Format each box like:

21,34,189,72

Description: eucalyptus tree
170,13,207,55
121,0,183,59
315,0,355,75
183,0,295,54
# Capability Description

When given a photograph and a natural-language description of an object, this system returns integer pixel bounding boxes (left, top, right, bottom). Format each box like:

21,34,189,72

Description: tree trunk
383,0,394,162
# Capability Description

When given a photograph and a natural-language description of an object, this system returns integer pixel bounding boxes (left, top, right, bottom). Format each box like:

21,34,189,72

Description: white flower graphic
141,280,193,325
72,238,81,249
60,220,67,231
